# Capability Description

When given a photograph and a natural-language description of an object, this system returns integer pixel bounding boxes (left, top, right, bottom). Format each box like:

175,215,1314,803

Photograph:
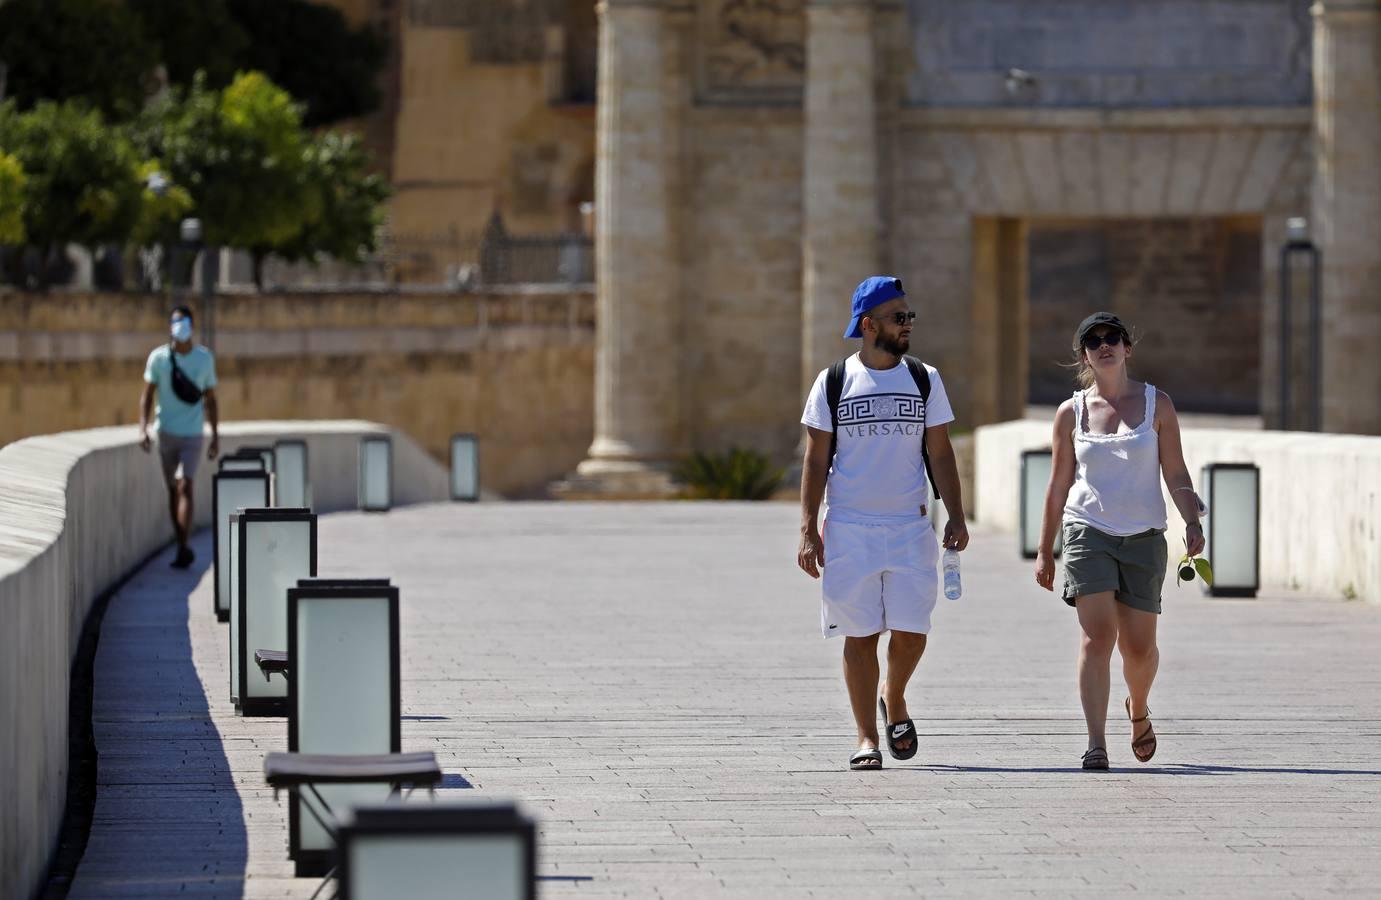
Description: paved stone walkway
71,503,1381,898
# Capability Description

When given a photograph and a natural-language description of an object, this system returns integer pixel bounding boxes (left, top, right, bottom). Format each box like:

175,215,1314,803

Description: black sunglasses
869,310,917,327
1082,331,1125,350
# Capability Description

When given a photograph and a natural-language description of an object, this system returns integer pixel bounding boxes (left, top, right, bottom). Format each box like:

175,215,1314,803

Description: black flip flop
878,697,918,761
849,748,883,771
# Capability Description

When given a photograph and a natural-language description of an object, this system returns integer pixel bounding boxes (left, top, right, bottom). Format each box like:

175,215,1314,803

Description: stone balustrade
0,421,448,899
975,418,1381,604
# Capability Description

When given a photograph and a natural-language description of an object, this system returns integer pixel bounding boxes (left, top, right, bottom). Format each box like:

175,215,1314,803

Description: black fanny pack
168,344,204,405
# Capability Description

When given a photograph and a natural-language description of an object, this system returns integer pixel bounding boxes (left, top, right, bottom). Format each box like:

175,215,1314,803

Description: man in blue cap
797,275,969,770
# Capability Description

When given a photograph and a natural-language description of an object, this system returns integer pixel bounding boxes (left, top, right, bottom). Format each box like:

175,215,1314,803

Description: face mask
170,319,193,343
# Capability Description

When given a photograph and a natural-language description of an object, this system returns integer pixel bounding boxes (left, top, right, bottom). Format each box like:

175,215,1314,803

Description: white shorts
821,517,938,639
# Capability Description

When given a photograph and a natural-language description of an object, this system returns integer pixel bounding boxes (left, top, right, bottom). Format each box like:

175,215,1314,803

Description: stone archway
891,108,1313,429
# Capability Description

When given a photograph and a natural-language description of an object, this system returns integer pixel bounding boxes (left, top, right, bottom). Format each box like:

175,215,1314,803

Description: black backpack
825,355,940,500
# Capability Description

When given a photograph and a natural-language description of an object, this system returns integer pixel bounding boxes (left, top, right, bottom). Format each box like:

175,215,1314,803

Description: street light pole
201,243,219,352
1279,217,1322,431
179,217,214,352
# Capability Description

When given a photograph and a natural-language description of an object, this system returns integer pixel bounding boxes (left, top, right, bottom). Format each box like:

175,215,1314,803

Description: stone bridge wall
0,288,595,496
0,422,448,900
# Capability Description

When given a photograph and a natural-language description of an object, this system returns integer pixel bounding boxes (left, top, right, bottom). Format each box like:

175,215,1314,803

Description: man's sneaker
170,546,195,569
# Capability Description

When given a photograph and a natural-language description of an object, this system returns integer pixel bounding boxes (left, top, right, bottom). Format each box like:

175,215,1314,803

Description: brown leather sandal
1125,697,1157,762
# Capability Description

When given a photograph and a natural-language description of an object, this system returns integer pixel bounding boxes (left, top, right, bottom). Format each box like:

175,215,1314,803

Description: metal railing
385,213,594,288
1,213,595,292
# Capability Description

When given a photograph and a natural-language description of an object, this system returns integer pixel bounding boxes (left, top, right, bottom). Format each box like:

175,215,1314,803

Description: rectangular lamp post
234,508,317,716
220,454,265,472
337,802,537,900
1019,449,1061,559
228,512,242,700
274,439,311,509
298,578,392,589
227,511,260,706
450,433,480,502
213,470,270,622
286,579,400,876
236,444,274,474
1201,463,1260,598
236,445,276,505
359,436,393,512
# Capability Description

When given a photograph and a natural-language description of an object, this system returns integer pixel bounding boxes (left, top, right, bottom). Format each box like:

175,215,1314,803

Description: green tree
136,72,316,287
0,101,147,284
128,0,248,90
0,0,158,120
261,130,390,272
0,153,26,246
227,0,386,127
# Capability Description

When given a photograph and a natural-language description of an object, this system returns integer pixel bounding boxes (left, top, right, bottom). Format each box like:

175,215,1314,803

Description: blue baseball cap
844,275,906,338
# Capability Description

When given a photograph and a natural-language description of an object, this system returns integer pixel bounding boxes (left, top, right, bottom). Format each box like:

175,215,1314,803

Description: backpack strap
825,358,847,473
902,355,941,501
167,342,204,405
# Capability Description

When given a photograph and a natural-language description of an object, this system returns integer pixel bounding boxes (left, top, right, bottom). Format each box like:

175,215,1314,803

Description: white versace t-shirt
801,353,955,524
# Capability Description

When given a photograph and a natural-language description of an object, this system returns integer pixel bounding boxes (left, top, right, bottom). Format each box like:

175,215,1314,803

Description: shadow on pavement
918,763,1381,777
438,773,475,790
65,531,249,899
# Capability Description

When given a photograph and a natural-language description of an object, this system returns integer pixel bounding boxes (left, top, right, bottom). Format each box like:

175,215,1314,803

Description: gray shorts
156,432,204,483
1061,521,1168,615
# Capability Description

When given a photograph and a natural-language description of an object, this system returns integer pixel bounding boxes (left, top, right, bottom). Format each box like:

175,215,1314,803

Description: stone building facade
324,0,600,273
568,0,1381,493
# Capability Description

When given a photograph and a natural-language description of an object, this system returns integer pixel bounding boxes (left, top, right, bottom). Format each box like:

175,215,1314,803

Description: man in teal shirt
139,306,220,568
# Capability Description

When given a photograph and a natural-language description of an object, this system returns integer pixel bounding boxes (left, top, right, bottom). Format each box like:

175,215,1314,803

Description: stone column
1312,0,1381,433
568,0,687,494
801,0,881,392
971,218,1028,428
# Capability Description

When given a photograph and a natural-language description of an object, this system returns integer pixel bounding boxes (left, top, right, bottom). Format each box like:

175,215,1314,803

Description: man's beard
877,332,910,357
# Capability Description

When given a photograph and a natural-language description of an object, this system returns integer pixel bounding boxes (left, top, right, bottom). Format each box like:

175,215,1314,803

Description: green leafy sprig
1176,541,1214,587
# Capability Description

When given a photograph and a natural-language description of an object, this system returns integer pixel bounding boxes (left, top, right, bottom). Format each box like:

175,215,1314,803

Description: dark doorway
1027,217,1262,414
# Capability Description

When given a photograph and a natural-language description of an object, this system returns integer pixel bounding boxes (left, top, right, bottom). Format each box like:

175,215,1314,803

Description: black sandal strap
1081,747,1109,768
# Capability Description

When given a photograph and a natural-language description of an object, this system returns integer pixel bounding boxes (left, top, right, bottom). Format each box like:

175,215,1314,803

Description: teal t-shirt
144,344,217,437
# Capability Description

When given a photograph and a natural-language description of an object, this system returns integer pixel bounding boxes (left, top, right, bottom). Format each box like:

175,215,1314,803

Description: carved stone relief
697,0,805,103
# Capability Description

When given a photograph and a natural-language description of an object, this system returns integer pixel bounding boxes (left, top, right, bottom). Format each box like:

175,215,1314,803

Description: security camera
1005,67,1036,95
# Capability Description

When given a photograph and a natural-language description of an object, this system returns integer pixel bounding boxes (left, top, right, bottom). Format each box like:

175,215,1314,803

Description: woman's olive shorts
1061,522,1168,615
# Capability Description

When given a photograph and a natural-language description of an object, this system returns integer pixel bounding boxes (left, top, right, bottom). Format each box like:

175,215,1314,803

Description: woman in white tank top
1033,313,1205,770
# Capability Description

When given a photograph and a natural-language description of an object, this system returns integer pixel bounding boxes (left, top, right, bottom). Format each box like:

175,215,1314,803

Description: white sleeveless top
1063,383,1167,537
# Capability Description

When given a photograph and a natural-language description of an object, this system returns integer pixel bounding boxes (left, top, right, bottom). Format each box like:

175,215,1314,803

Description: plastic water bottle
942,548,962,600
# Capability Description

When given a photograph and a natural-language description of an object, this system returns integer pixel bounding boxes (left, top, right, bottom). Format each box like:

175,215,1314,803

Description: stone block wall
388,7,596,247
0,289,594,496
630,104,1312,464
686,108,805,460
1028,217,1264,413
905,0,1313,108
